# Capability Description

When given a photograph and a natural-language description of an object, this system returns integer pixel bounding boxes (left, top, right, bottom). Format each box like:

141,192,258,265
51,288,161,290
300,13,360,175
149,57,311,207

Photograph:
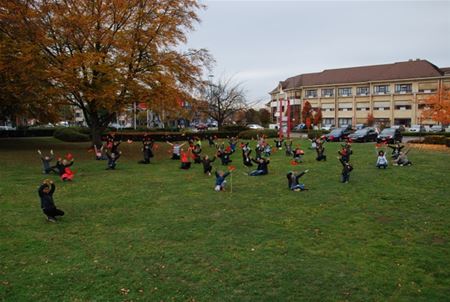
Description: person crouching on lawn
38,179,64,222
376,150,388,169
287,170,309,191
214,170,230,191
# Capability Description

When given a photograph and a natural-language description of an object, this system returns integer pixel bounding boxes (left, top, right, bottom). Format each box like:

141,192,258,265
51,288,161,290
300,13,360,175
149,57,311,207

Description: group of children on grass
37,132,413,222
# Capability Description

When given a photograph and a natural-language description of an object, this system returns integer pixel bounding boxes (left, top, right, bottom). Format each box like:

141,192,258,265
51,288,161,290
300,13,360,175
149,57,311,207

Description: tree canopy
0,0,212,143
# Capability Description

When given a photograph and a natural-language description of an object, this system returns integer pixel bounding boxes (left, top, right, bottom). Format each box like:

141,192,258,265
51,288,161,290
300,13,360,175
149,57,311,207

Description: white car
322,124,334,131
0,124,16,130
408,124,425,132
429,125,444,133
247,124,264,130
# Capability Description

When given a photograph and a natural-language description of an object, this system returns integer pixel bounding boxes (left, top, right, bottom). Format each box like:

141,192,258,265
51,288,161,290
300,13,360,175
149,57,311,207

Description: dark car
377,128,402,144
325,127,353,142
195,123,208,130
348,127,378,142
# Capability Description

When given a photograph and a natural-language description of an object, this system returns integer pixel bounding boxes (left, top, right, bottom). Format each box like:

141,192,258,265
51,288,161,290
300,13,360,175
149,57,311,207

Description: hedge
408,135,449,146
0,128,57,137
101,130,241,142
307,130,330,139
402,132,450,137
237,129,278,139
422,135,448,145
54,128,90,142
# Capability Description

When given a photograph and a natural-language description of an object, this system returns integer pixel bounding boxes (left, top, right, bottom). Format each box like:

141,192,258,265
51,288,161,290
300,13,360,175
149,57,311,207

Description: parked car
292,123,306,131
195,123,208,130
377,128,402,144
325,127,353,142
322,124,334,131
0,125,16,131
247,124,264,130
429,125,444,133
355,124,366,130
348,127,378,142
408,124,425,133
391,125,406,132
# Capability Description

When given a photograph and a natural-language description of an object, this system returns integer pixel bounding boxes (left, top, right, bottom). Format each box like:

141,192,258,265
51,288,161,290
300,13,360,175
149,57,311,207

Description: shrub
402,132,450,137
307,130,329,139
446,138,450,147
54,128,90,142
222,125,248,132
422,135,446,145
238,129,278,139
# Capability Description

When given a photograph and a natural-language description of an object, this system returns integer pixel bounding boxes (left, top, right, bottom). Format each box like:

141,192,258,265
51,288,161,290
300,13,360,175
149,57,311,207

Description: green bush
307,130,329,139
54,128,90,142
238,129,278,139
402,132,450,137
422,135,446,145
222,125,248,132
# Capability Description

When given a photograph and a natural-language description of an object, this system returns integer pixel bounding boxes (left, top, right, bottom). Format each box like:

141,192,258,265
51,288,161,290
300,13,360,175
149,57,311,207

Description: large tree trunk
91,125,104,147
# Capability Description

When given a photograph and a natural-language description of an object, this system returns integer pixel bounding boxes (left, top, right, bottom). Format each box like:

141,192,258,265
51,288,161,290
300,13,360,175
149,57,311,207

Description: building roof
441,67,450,75
271,60,446,93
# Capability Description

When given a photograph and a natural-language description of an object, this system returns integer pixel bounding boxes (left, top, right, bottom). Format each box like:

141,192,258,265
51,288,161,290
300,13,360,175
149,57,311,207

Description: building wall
269,77,448,127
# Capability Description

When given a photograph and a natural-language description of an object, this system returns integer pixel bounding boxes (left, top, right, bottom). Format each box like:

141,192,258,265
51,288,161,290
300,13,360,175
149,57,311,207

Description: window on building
321,88,334,97
418,104,430,110
338,103,352,111
338,87,352,97
374,101,390,111
338,118,352,127
395,105,412,110
356,103,370,111
356,87,369,96
305,89,317,98
395,84,412,94
418,82,437,93
323,118,335,125
374,85,390,95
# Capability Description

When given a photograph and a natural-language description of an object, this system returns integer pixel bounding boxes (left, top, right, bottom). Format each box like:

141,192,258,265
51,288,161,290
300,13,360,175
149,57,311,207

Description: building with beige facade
268,59,450,129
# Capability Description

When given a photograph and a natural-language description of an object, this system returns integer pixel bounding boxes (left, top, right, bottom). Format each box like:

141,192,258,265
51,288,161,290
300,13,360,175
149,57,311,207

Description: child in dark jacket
249,158,270,176
139,140,154,164
106,151,121,170
388,143,404,160
274,138,284,150
218,147,233,166
214,170,230,191
284,140,293,156
54,158,75,181
37,149,55,174
339,157,353,183
38,179,64,222
287,170,309,191
202,155,216,175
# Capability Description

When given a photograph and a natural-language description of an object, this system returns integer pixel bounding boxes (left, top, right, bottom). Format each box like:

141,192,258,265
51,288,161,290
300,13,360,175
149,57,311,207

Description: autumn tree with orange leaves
420,86,450,125
0,0,212,144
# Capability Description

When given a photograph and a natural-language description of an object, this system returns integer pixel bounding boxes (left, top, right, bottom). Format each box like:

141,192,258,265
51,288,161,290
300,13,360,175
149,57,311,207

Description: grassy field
0,137,449,302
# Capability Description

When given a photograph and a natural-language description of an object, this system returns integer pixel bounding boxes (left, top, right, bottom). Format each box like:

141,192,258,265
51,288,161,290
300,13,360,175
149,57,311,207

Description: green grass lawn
0,137,449,301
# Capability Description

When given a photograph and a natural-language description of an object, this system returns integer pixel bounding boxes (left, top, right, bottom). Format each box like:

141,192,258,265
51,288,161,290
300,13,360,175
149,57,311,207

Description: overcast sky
184,0,450,107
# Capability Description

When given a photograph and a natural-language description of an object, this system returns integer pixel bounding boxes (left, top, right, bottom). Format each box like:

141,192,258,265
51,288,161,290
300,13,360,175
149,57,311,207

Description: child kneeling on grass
38,179,64,222
214,170,230,191
287,170,309,191
376,150,388,169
